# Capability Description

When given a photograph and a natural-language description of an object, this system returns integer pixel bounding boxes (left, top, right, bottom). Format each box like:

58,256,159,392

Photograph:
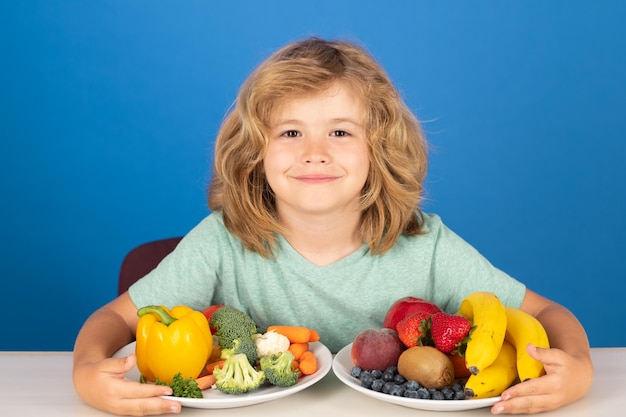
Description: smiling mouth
293,174,339,184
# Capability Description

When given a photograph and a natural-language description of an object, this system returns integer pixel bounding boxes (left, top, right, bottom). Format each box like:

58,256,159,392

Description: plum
351,328,405,371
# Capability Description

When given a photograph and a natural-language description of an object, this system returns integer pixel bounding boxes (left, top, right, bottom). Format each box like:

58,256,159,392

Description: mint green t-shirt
129,212,525,353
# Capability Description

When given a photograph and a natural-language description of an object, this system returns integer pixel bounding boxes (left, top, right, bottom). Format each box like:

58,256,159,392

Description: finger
117,354,137,374
526,343,564,366
115,397,182,416
120,377,173,397
491,393,552,415
111,378,180,415
495,373,560,415
526,343,552,361
106,356,175,400
99,354,136,377
502,376,544,399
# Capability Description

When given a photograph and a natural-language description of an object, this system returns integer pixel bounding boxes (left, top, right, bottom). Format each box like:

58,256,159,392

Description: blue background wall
2,1,625,351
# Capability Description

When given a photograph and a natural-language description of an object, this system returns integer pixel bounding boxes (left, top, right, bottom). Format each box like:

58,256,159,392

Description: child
73,37,593,415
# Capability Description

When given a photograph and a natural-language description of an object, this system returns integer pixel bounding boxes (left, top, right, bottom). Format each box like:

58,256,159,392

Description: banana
464,339,518,399
457,291,507,375
504,306,550,381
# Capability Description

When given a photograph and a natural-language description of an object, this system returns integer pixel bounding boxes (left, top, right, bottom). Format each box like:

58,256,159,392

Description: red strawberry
396,311,432,348
430,312,473,354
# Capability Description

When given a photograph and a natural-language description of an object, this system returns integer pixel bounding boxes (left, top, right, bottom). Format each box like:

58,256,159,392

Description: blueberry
389,384,405,396
441,386,454,400
454,389,466,400
417,387,430,399
350,366,362,378
381,370,395,382
370,378,385,392
382,381,395,394
393,373,406,385
404,380,420,391
370,369,383,379
404,389,416,397
430,390,445,400
385,366,398,374
360,372,374,389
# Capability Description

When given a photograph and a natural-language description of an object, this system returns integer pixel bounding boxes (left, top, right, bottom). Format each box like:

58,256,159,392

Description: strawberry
396,311,432,348
430,312,473,354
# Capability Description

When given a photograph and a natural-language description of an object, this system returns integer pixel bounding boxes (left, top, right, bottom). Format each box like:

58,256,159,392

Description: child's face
264,82,370,220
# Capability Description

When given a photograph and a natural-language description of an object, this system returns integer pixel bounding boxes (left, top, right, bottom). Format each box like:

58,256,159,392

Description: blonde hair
208,37,428,257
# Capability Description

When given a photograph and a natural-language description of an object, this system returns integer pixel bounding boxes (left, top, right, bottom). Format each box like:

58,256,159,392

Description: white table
1,348,624,416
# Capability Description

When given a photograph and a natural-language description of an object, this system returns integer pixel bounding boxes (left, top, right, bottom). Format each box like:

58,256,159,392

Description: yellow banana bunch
504,306,550,381
464,340,518,399
457,291,507,375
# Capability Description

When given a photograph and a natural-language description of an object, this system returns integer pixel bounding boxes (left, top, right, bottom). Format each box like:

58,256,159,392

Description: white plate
332,343,500,412
114,341,332,409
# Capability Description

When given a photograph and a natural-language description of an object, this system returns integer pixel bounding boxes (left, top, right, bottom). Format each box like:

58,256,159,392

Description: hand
491,344,593,414
73,354,182,416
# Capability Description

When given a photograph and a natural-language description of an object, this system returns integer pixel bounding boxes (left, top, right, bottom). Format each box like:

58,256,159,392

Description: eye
330,130,349,137
281,130,300,138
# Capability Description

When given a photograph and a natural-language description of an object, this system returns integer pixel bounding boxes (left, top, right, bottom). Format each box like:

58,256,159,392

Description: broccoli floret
210,306,257,349
213,353,266,394
155,372,203,398
221,337,258,366
259,350,300,387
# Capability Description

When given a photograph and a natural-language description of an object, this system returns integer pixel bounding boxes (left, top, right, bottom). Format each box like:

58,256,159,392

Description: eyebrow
272,117,364,128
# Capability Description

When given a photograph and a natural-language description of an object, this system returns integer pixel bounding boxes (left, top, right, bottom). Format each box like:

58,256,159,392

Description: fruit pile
350,292,550,400
350,364,466,400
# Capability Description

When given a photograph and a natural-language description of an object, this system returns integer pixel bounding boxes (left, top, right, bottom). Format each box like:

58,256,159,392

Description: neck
279,211,363,267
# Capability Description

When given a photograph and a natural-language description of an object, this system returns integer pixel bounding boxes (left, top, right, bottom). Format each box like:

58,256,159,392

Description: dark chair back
118,237,183,295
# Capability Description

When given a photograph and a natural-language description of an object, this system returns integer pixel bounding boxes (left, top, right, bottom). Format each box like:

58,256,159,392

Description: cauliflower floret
253,330,290,358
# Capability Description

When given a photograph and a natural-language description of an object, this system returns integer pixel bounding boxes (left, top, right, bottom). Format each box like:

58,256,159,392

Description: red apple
383,296,442,331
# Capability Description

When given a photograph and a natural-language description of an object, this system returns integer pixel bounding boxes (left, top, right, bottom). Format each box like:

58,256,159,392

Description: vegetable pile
135,304,320,397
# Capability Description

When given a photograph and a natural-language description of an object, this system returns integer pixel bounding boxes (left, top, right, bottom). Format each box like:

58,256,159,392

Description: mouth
292,174,340,184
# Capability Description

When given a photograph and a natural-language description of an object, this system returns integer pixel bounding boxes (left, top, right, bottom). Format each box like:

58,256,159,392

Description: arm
72,292,182,415
492,289,594,414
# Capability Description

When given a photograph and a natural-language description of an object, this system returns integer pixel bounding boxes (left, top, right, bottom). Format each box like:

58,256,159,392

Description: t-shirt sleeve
127,215,221,312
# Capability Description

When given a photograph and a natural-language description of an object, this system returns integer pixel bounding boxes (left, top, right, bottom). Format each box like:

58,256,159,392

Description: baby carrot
195,374,216,390
298,350,318,375
288,342,309,360
205,359,225,375
267,325,313,344
308,329,320,342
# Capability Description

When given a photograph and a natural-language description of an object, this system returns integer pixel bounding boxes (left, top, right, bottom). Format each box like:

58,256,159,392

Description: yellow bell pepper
135,305,213,383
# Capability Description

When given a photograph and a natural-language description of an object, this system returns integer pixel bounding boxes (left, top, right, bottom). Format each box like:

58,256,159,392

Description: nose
302,138,329,164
